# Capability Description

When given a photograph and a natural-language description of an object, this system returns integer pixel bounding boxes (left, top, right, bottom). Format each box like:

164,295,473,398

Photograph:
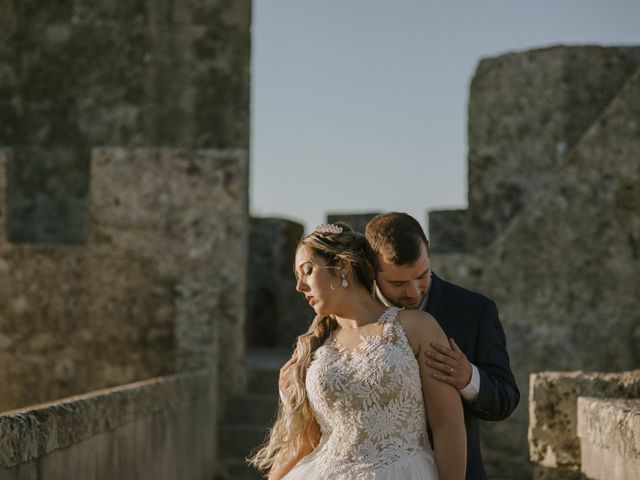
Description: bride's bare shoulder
397,309,447,345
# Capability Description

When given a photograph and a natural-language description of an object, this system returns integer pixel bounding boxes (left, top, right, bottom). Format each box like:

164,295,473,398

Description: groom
365,212,519,480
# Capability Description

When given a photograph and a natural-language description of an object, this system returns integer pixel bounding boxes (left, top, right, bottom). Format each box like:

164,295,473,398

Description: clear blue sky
250,1,640,233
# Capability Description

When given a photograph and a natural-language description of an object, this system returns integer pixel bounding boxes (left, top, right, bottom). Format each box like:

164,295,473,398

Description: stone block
466,46,640,249
0,147,247,412
528,371,640,473
90,147,248,395
577,397,640,480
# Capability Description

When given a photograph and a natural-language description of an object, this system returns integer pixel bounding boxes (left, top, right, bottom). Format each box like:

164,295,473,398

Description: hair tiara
314,224,343,234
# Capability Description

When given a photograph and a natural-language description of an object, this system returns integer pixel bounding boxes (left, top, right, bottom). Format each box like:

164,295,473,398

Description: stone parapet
0,369,217,479
577,397,640,480
528,371,640,479
0,147,248,412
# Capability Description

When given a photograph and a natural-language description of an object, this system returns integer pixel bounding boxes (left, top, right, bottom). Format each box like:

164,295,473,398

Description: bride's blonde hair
248,223,375,474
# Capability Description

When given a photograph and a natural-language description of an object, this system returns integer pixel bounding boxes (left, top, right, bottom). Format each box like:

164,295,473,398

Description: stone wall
0,369,217,479
429,47,640,478
430,46,640,253
528,371,640,480
0,147,248,412
246,217,310,349
0,0,250,243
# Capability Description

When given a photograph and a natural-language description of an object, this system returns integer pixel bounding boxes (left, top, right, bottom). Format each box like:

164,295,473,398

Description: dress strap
378,306,401,325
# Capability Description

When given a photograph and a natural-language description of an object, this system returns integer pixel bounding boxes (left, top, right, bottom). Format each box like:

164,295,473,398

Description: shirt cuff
459,363,480,402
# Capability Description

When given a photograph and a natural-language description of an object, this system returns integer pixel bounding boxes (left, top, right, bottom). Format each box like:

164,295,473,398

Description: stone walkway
218,349,290,480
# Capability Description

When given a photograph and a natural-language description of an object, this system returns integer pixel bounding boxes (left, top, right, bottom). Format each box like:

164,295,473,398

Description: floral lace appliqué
305,307,432,478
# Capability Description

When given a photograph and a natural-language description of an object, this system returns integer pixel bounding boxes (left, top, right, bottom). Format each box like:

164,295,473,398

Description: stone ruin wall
429,46,640,478
245,212,383,350
0,147,247,413
246,217,311,350
0,0,251,413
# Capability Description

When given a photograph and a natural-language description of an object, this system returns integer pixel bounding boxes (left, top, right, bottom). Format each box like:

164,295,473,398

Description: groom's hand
425,338,472,391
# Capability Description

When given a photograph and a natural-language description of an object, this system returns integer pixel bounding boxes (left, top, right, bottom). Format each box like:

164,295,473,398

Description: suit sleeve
467,299,519,421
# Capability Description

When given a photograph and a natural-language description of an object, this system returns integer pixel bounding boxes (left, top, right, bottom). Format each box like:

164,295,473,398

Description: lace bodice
305,307,432,478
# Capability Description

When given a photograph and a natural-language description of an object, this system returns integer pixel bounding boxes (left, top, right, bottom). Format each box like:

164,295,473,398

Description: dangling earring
341,274,349,288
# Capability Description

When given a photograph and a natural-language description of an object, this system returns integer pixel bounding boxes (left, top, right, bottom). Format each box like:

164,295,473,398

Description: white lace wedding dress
283,307,438,479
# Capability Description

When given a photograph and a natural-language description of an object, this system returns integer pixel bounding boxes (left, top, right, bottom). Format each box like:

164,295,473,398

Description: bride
249,223,466,480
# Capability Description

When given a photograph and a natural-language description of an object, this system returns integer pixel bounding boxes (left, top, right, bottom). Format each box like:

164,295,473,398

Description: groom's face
375,241,431,310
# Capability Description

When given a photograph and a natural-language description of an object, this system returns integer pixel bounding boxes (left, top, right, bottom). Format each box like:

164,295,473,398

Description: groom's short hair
365,212,430,270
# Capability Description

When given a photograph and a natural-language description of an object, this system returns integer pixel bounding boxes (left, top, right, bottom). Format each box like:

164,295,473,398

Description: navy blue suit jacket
424,273,519,480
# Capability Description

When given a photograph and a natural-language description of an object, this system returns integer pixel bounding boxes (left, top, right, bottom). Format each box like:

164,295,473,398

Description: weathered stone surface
326,212,381,234
0,0,250,243
466,46,640,250
246,217,309,349
577,397,640,480
89,147,248,398
428,209,468,253
0,369,217,479
1,1,250,148
6,147,90,244
429,49,640,478
528,371,640,477
0,147,247,412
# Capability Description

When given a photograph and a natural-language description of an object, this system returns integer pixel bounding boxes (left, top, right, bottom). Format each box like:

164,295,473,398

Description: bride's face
294,246,342,316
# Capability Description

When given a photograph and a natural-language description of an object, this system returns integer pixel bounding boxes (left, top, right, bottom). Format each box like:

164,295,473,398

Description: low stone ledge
528,370,640,476
577,397,640,479
0,368,214,467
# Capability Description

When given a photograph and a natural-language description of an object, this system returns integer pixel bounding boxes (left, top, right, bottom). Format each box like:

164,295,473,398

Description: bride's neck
333,290,386,330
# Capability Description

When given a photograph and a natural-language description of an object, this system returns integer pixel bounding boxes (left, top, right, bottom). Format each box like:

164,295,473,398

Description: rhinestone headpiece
315,223,343,234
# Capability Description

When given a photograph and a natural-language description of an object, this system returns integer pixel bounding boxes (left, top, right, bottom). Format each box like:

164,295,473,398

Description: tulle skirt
282,450,438,480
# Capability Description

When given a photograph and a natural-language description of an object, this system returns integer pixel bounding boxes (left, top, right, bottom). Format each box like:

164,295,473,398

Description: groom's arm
426,297,519,421
468,298,519,421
